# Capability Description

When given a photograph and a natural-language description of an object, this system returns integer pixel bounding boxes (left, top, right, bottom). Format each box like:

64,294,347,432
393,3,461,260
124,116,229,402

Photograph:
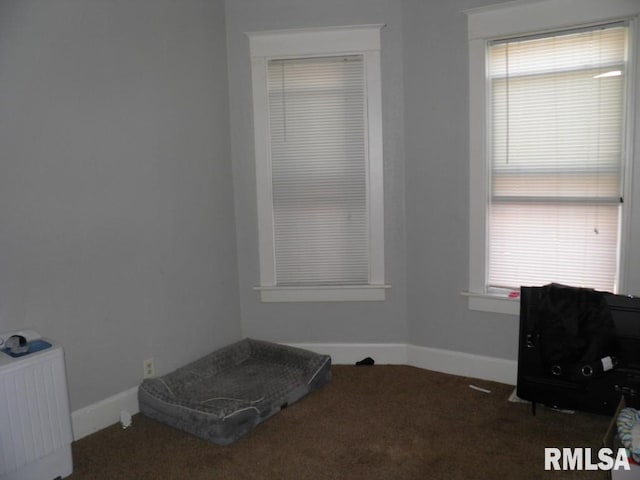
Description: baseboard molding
71,343,517,441
287,342,517,385
71,386,139,441
406,344,517,385
285,342,409,365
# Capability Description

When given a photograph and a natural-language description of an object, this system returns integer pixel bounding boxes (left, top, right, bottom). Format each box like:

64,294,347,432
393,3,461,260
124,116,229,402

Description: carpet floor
68,365,611,479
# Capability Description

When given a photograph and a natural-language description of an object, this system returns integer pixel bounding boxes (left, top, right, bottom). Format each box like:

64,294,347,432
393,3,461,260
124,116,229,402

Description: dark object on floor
517,284,640,416
356,357,375,366
138,338,332,445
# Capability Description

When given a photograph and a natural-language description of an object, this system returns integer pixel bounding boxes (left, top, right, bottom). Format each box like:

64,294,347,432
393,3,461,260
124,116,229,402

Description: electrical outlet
143,358,154,379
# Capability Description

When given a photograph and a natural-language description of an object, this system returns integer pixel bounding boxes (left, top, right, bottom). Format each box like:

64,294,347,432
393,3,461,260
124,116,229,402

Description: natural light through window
487,24,628,293
268,56,369,286
247,25,387,302
465,0,638,314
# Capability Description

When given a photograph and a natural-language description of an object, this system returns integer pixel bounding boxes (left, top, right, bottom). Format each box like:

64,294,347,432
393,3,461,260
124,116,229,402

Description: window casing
465,0,639,314
247,25,387,302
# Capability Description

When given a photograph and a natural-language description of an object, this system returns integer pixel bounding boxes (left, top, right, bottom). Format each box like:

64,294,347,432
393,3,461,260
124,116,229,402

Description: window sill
255,284,391,302
461,291,520,316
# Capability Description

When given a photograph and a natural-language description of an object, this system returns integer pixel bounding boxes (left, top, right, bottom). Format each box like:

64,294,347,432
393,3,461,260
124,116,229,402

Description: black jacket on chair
517,284,639,415
535,283,617,381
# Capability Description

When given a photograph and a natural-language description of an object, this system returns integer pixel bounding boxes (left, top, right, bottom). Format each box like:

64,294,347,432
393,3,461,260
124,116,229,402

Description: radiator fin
0,348,72,476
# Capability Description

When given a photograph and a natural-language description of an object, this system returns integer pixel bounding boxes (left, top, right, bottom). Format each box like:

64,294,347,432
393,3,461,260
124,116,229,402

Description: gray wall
402,0,640,361
225,0,517,355
226,0,408,344
0,0,241,411
2,0,638,413
227,0,640,363
403,0,519,361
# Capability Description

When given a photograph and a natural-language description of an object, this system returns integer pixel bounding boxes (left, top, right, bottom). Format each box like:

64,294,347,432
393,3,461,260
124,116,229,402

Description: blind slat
487,24,628,291
268,55,368,286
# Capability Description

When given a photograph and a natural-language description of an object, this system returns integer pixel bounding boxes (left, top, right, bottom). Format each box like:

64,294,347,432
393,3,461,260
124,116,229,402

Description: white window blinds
487,23,628,292
267,55,369,286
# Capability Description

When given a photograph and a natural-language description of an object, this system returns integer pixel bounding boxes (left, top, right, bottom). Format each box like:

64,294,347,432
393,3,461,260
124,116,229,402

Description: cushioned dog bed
138,338,332,446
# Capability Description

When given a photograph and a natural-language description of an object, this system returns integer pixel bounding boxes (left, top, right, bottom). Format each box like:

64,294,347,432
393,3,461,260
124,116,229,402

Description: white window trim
246,25,388,302
463,0,639,314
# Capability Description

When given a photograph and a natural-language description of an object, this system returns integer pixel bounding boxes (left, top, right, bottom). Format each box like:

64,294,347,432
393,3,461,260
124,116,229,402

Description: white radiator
0,331,73,480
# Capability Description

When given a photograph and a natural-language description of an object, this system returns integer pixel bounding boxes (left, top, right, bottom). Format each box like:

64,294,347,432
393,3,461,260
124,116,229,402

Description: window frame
464,0,639,315
246,25,388,302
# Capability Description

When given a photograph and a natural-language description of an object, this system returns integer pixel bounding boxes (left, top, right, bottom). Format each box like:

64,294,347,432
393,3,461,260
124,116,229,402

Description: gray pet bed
138,338,332,446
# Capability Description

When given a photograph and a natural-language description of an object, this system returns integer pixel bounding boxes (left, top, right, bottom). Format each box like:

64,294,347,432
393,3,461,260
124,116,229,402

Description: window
466,0,638,314
247,25,387,302
489,24,628,292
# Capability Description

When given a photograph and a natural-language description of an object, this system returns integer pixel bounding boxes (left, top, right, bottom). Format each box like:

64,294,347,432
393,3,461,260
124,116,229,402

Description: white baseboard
406,344,517,385
71,386,139,441
71,343,517,441
285,342,409,365
287,342,517,385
